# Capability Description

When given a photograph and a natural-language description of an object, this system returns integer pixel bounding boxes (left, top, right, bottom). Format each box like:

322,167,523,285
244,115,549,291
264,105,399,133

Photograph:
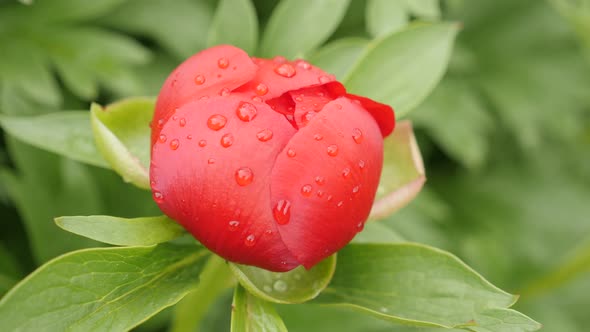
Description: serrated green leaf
229,255,336,304
55,215,185,246
208,0,258,54
309,38,369,80
366,0,408,38
91,97,154,189
314,243,540,331
0,112,108,168
259,0,351,58
0,244,209,331
343,23,459,117
371,120,425,219
231,284,288,332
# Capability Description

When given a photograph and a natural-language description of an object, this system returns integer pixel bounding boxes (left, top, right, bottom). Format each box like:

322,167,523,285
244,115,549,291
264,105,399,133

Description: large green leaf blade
259,0,351,58
91,97,154,189
229,255,336,304
314,243,541,331
231,284,288,332
366,0,408,38
0,244,209,331
343,23,459,117
55,215,185,246
207,0,258,54
308,38,369,80
0,112,108,168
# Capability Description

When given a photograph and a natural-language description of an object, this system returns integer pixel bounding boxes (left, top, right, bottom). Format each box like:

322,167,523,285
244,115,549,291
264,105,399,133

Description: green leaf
366,0,408,38
314,243,541,331
308,38,369,80
404,0,441,20
0,244,209,331
55,215,185,246
91,97,154,189
171,255,234,332
259,0,351,58
371,120,425,220
229,255,336,304
231,284,288,332
207,0,258,54
343,23,459,117
352,221,405,244
0,112,108,168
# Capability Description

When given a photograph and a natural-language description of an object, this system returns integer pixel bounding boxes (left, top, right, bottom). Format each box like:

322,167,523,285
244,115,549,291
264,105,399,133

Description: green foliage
231,284,288,332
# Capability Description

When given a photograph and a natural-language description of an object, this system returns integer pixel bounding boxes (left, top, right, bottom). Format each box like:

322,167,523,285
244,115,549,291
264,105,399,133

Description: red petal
232,58,336,102
152,45,257,145
346,93,395,137
150,96,299,271
270,97,384,268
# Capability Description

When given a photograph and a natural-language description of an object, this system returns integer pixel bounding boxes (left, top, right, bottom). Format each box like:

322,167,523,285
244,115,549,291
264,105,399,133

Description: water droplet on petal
317,190,325,198
255,83,268,96
228,220,240,231
274,63,296,78
352,185,360,196
296,60,311,70
313,133,323,141
245,234,256,247
337,201,344,207
172,115,178,121
358,160,366,170
221,133,234,147
252,96,263,102
318,75,331,84
273,200,291,225
264,229,273,236
352,128,363,144
342,167,351,178
314,176,325,185
194,74,205,85
186,135,192,140
287,149,296,158
198,139,207,147
219,87,230,96
158,134,167,143
301,111,316,125
157,119,165,129
170,139,179,150
273,280,287,292
256,129,273,142
235,167,253,186
179,118,186,127
273,56,287,63
207,114,227,130
218,57,229,69
327,195,333,202
327,144,338,156
208,158,216,164
153,191,164,203
301,184,312,197
236,102,257,122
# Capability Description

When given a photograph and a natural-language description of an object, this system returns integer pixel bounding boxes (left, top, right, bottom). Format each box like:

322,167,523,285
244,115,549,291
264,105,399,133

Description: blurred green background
0,0,589,331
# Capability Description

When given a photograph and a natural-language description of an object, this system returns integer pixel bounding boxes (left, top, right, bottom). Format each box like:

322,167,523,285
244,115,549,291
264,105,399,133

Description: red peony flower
150,45,394,272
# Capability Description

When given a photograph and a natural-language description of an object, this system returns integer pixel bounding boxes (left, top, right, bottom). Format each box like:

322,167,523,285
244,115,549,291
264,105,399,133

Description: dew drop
301,111,316,125
264,229,273,236
327,144,339,156
358,160,366,170
194,74,205,85
352,128,363,144
337,201,344,207
274,63,296,78
198,139,207,147
208,158,216,164
158,134,167,143
256,129,273,142
172,115,178,121
251,96,263,102
296,60,311,70
219,87,231,96
273,56,287,63
327,195,333,202
357,221,364,230
218,57,229,69
235,167,253,186
318,75,331,84
220,133,234,148
273,200,291,225
294,95,303,102
186,135,192,140
317,190,325,198
228,220,240,231
313,133,323,141
179,118,186,127
342,167,351,178
287,149,296,158
153,191,164,203
314,176,325,185
170,139,179,150
352,185,360,196
244,234,256,247
157,119,165,129
301,184,312,197
255,83,268,96
236,102,257,122
273,280,288,292
207,114,227,131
